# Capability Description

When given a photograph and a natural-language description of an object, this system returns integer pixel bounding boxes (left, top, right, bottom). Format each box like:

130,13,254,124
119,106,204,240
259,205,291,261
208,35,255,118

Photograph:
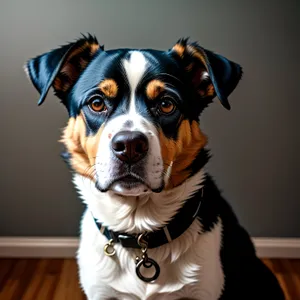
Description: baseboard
0,237,299,258
253,238,300,258
0,237,78,258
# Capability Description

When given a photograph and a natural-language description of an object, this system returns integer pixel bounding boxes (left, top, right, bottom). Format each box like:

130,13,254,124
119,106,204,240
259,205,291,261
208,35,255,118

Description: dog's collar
93,187,204,249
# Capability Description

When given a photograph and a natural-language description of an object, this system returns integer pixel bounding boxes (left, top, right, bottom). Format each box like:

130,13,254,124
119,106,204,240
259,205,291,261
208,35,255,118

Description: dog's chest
78,210,224,300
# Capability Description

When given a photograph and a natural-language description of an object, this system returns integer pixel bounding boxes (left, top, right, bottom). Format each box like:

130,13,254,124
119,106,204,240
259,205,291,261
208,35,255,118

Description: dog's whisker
163,161,173,183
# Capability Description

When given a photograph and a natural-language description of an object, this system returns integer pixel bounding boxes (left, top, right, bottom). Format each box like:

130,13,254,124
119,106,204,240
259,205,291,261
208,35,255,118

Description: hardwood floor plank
0,259,16,293
291,259,300,273
263,258,292,300
21,259,48,300
286,260,300,296
68,260,86,300
0,259,28,300
278,259,299,300
11,259,38,300
52,259,85,300
270,259,295,300
33,271,58,300
32,259,63,300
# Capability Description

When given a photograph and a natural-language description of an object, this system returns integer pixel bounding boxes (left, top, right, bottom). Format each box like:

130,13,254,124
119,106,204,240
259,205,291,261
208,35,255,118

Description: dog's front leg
84,290,139,300
81,284,120,300
80,283,114,300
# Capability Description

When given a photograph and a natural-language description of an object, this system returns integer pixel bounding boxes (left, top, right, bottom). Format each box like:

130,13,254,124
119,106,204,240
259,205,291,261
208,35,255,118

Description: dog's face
25,35,242,196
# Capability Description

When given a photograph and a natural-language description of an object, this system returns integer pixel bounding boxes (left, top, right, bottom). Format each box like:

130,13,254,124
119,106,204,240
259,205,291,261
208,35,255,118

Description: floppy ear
171,39,242,110
24,34,102,106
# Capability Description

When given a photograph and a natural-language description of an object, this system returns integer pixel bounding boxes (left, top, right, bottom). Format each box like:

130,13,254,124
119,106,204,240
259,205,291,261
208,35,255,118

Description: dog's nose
111,131,149,164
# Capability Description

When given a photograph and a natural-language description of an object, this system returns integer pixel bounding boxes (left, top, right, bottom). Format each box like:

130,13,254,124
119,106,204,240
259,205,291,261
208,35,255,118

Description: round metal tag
135,257,160,283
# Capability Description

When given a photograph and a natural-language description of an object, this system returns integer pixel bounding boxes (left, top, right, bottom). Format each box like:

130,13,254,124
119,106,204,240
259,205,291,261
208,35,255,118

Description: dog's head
25,35,242,196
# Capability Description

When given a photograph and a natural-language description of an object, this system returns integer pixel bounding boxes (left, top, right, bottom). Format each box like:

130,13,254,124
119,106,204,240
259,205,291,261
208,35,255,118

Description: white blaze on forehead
123,51,147,114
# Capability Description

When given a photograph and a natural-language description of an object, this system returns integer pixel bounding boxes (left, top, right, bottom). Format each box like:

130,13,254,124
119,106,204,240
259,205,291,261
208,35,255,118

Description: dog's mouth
114,174,144,187
97,173,163,195
110,174,150,196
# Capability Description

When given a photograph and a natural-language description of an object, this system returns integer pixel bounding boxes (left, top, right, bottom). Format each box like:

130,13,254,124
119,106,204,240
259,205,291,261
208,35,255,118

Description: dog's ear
25,34,103,106
170,38,242,110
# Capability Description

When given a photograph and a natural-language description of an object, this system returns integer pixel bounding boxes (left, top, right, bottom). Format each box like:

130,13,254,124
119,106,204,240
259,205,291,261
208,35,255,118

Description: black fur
199,175,284,299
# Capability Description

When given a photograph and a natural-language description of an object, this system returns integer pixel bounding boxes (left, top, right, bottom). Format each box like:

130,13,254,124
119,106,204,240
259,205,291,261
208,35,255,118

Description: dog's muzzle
95,126,164,195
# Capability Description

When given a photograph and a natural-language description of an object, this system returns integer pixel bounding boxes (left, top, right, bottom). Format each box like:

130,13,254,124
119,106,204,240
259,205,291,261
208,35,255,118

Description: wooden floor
0,259,299,299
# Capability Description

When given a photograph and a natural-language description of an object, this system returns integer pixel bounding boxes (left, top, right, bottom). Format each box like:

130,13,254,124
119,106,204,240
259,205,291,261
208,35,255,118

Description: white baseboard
0,237,78,258
0,237,299,258
253,238,300,258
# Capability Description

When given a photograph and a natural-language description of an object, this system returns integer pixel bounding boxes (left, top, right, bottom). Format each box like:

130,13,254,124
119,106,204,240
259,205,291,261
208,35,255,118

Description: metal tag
135,256,160,283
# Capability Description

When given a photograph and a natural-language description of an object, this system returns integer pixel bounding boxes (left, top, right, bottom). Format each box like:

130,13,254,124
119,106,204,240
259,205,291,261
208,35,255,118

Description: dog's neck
73,169,206,234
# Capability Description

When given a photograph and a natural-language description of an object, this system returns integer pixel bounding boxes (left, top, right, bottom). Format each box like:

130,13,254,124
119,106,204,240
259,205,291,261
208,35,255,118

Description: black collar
93,186,204,249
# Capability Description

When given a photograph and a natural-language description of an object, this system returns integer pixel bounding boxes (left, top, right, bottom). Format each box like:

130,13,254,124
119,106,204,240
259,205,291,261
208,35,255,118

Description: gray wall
0,0,299,237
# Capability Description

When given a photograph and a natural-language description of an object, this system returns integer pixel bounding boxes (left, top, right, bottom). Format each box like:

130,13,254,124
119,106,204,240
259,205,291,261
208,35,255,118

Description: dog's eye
158,97,176,115
88,96,106,113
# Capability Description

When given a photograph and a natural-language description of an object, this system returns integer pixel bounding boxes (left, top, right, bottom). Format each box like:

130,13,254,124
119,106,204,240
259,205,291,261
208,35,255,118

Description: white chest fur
77,213,224,300
74,173,224,300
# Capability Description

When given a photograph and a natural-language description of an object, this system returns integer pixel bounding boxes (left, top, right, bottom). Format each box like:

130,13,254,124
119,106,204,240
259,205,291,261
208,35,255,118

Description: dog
24,34,284,300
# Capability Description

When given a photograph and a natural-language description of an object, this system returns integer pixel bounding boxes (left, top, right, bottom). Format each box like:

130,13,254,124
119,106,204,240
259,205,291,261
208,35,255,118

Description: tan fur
90,43,100,54
206,83,215,97
99,79,118,98
159,120,207,188
53,77,64,92
146,79,165,100
60,114,103,180
172,43,185,58
186,45,208,69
